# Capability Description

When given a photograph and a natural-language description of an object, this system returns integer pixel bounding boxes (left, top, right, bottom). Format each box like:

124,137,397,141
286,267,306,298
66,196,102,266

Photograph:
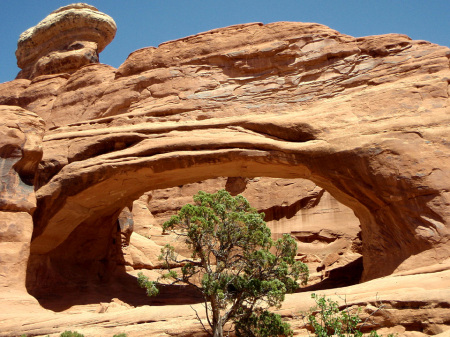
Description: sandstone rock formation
0,3,449,336
15,3,116,80
2,269,449,336
0,105,44,307
22,20,449,283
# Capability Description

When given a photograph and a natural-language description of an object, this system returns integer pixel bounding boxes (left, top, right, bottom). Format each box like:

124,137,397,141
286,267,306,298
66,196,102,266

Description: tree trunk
210,296,224,337
212,313,224,337
212,321,223,337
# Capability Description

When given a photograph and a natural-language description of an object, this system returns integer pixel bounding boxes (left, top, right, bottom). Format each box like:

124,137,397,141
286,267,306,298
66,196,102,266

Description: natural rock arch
0,4,447,296
29,109,449,288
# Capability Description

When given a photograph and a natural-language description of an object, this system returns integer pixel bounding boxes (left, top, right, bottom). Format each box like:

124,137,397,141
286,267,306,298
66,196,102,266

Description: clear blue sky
1,0,449,84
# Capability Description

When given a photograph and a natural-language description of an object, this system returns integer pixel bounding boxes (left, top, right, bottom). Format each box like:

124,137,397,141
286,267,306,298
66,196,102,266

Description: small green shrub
235,309,293,337
59,331,85,337
113,334,127,337
307,293,394,337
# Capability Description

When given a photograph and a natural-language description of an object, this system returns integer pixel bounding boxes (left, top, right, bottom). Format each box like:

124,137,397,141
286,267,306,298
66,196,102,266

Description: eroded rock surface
15,3,116,80
0,3,449,336
0,105,44,308
18,21,449,283
2,269,450,336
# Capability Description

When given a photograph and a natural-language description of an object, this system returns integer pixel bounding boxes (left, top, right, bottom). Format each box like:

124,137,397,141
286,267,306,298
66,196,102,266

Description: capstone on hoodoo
15,3,116,80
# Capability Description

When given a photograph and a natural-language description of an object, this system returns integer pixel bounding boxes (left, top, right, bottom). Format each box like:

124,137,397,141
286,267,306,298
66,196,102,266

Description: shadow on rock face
30,264,203,312
26,213,204,312
298,257,364,293
225,176,248,195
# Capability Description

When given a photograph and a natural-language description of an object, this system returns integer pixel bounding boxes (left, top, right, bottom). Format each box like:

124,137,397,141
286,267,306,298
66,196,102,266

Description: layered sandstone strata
0,3,449,336
15,21,448,283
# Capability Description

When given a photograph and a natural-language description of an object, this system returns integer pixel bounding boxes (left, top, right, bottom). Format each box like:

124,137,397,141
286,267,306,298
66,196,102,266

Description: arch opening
132,177,365,292
27,136,447,310
28,175,365,311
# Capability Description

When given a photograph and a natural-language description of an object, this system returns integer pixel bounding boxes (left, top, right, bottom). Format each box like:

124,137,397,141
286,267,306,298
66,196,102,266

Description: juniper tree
138,190,308,337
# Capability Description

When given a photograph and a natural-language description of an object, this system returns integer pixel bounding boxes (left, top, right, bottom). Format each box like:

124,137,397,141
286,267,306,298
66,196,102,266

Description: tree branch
191,305,212,336
204,298,213,330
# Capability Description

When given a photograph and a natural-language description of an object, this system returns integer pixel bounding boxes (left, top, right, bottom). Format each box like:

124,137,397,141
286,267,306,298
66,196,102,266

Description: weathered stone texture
0,4,449,336
19,21,449,282
15,3,116,79
0,106,44,293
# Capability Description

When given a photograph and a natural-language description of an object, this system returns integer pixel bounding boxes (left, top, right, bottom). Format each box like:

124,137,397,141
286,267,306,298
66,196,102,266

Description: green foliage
308,293,362,337
234,309,293,337
139,190,309,337
113,334,127,337
59,332,85,337
308,294,394,337
137,272,159,297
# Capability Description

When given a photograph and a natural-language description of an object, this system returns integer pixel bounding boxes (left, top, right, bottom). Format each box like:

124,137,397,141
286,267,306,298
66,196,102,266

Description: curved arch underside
20,21,449,283
33,110,450,282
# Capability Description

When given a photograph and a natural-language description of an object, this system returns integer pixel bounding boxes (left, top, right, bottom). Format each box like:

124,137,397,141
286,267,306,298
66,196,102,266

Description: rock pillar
0,106,44,293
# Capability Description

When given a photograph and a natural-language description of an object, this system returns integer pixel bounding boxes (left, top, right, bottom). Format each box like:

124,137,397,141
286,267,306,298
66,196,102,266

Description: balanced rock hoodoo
15,3,116,80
